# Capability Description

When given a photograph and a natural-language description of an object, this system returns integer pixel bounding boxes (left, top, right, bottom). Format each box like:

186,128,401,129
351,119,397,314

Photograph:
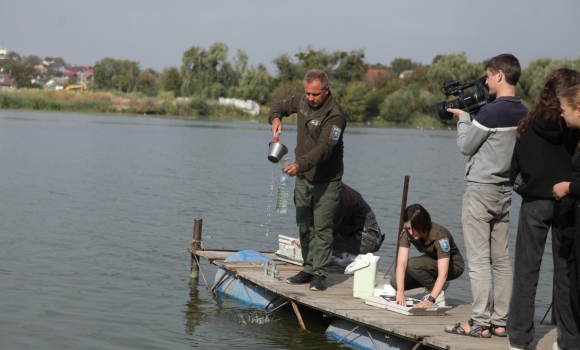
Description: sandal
444,319,492,338
490,324,507,337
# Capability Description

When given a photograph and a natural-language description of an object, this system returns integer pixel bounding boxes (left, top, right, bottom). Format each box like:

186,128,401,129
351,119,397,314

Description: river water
0,110,555,349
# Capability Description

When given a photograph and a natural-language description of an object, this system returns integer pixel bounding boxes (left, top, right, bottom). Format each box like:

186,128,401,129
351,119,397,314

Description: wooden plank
195,250,556,350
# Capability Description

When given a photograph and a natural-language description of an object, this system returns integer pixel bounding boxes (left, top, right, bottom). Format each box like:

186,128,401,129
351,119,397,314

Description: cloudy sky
1,0,579,73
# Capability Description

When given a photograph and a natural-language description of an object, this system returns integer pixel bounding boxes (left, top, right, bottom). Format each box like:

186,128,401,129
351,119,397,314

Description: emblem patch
330,125,341,140
438,238,450,253
310,120,319,126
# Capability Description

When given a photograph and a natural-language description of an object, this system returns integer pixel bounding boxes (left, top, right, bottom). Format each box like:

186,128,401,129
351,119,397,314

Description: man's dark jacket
268,92,346,182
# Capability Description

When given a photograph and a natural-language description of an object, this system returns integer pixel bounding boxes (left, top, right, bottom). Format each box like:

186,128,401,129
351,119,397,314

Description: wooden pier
190,248,557,350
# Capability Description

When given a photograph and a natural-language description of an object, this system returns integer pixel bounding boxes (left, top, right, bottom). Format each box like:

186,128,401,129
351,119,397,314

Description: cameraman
444,54,528,338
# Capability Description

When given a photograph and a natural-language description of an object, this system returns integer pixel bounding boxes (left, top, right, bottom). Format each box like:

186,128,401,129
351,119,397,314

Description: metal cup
268,141,288,163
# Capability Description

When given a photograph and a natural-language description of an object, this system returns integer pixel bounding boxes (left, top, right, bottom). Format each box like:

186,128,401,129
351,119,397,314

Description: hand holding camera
436,76,494,120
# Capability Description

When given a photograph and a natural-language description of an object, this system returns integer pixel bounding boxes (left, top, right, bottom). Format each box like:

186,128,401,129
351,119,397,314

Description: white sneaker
337,252,357,267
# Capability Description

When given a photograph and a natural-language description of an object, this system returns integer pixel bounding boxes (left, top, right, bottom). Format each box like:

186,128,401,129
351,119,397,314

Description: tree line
3,44,580,123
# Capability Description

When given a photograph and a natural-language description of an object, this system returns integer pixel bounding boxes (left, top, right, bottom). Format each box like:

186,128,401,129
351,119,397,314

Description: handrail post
190,218,203,280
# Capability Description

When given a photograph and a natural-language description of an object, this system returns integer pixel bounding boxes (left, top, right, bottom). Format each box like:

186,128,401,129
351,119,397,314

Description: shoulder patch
330,125,341,140
438,238,450,253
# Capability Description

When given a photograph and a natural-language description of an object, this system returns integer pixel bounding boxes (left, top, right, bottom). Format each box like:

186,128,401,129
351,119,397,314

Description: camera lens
437,101,453,120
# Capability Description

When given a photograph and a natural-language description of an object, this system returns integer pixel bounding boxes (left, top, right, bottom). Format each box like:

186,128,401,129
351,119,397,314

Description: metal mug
268,141,288,163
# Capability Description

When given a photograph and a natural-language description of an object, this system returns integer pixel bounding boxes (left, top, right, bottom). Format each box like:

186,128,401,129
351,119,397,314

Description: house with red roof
0,69,16,90
365,69,394,90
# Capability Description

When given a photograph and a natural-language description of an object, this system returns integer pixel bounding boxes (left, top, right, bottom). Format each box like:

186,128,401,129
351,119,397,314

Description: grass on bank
0,89,451,128
0,89,262,121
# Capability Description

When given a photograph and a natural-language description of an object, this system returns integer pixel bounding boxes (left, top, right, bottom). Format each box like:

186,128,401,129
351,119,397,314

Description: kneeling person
391,204,464,307
294,183,385,265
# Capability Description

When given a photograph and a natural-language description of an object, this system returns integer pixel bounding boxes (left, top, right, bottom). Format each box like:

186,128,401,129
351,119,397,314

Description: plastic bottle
276,158,291,214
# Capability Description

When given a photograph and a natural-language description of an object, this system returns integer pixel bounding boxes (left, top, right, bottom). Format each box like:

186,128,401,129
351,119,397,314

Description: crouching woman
390,204,464,307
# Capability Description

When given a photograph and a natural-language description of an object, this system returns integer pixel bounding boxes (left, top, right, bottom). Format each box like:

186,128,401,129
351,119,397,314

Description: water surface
0,110,554,349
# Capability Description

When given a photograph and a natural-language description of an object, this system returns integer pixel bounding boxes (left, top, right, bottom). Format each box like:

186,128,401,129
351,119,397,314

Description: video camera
436,76,494,120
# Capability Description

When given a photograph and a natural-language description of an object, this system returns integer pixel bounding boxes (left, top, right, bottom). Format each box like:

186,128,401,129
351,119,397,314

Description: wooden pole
290,301,307,331
190,218,203,280
383,175,410,278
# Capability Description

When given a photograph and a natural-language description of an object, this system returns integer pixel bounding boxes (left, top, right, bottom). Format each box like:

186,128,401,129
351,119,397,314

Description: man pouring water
268,69,347,291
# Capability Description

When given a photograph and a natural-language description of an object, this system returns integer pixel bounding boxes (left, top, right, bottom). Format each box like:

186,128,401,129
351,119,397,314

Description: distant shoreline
0,89,453,129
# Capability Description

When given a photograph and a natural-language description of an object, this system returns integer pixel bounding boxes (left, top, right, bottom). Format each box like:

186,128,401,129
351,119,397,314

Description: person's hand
294,238,301,247
415,299,434,307
395,291,407,306
447,108,466,122
284,163,300,177
271,118,282,138
553,182,571,200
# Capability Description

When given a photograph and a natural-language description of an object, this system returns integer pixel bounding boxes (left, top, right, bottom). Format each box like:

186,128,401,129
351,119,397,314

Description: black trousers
508,197,580,349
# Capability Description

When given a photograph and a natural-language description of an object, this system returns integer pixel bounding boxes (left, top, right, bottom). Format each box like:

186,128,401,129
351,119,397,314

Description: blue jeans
462,183,513,327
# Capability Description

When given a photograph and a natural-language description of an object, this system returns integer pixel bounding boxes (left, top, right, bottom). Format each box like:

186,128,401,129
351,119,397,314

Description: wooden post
190,218,203,280
384,176,410,278
290,301,307,331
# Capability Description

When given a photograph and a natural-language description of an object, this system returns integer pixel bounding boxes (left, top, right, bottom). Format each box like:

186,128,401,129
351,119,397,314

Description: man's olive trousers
295,178,341,277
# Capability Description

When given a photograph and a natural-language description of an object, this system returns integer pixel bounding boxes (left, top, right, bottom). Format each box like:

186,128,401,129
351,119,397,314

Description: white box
363,296,451,316
275,235,303,266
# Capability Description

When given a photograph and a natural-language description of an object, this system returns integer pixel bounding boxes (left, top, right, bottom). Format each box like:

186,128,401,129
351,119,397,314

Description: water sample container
349,253,380,298
276,158,291,214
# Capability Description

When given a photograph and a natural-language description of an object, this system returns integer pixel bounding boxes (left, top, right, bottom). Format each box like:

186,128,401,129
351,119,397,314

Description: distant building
365,69,393,89
0,47,7,60
63,70,77,78
0,69,16,90
218,97,260,116
399,70,414,79
45,62,66,72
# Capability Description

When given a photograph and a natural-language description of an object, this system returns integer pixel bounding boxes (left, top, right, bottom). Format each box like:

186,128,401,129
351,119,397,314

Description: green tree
390,58,419,75
159,67,183,96
380,87,416,122
269,79,303,104
135,69,159,96
45,56,66,64
517,57,580,104
340,81,369,122
181,42,234,98
0,60,38,88
93,58,118,90
273,53,303,83
334,49,368,83
22,55,42,66
236,64,272,104
6,51,21,61
112,59,141,93
426,52,484,98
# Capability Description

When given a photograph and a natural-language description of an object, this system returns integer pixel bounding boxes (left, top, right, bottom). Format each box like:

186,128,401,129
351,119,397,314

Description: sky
1,0,579,74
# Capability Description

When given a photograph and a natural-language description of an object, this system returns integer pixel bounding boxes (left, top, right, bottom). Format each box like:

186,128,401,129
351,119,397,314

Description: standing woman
391,204,464,308
509,69,580,350
553,84,580,350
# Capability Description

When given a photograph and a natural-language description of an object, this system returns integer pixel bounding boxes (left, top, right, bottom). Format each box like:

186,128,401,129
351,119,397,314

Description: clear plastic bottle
276,158,291,214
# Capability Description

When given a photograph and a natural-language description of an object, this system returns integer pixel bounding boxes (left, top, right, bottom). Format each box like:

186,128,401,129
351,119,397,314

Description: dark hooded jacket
510,112,580,199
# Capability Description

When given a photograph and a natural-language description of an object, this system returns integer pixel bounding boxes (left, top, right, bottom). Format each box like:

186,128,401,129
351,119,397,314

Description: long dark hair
516,68,580,140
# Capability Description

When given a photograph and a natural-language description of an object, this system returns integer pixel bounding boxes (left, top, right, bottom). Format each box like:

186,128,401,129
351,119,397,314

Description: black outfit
331,184,384,255
508,114,580,350
565,146,580,349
